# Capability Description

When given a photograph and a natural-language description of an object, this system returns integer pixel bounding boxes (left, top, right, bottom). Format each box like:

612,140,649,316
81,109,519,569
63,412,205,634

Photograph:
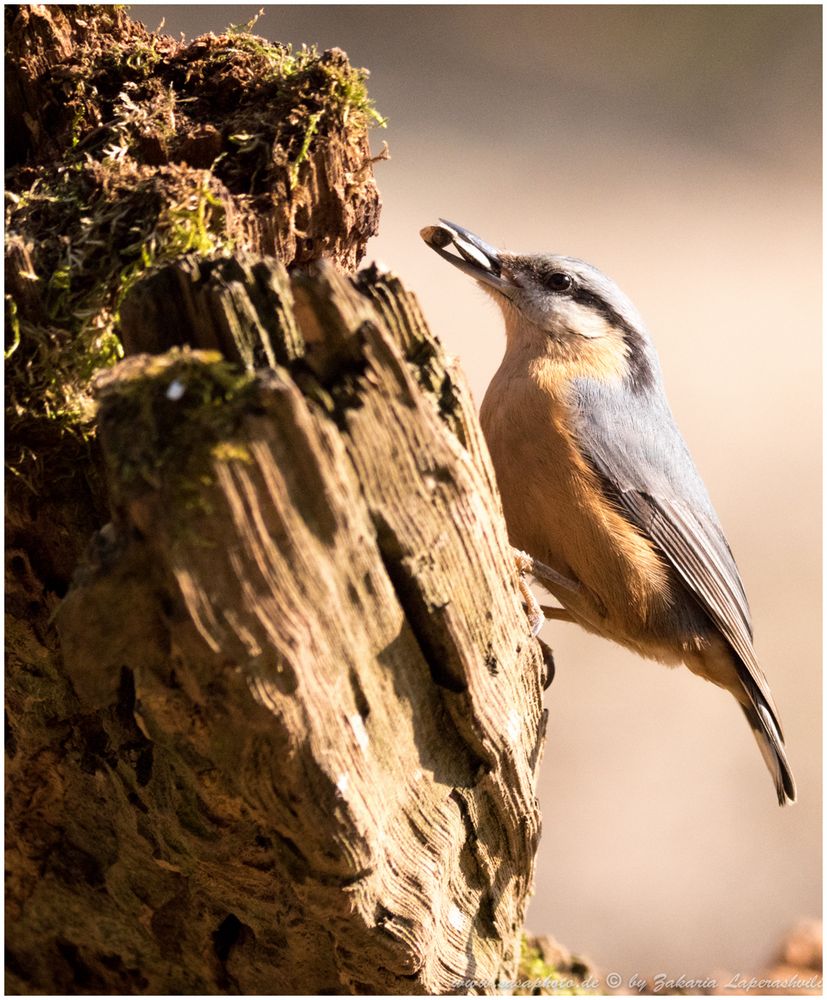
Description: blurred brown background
139,3,821,980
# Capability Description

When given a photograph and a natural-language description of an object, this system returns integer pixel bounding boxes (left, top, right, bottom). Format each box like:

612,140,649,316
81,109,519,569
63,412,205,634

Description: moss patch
6,4,383,561
5,161,235,480
95,351,258,537
510,935,599,996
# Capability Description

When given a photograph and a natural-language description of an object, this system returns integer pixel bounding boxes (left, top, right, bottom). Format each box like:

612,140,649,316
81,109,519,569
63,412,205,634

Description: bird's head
421,219,657,390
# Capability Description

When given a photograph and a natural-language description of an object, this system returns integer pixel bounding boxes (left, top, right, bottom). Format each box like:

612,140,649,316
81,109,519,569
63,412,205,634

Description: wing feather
623,490,781,731
570,378,783,735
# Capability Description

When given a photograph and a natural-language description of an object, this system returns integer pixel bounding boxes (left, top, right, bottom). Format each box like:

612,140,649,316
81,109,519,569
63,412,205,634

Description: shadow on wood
8,256,549,993
5,5,549,993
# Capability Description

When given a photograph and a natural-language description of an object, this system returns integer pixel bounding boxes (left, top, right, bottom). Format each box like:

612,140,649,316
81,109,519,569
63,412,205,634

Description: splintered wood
6,5,548,994
47,259,549,993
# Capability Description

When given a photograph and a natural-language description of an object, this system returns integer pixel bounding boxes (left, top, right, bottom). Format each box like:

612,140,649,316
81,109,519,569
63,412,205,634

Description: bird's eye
547,272,573,292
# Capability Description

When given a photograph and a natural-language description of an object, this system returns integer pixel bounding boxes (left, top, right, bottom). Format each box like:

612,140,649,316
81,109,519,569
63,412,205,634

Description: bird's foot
514,548,582,597
519,573,545,636
513,549,559,686
513,548,546,636
513,547,582,630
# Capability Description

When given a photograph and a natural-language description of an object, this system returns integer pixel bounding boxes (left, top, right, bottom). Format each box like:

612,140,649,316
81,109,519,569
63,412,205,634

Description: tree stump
6,6,549,994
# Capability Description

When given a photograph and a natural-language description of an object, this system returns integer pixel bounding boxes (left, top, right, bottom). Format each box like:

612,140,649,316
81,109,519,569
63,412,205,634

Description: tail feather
741,702,796,806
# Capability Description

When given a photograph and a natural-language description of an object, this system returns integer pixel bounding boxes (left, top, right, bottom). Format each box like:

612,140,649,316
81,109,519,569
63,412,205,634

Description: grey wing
571,378,783,734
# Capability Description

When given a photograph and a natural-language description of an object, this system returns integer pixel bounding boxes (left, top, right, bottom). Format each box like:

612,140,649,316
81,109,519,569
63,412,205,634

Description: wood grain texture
5,7,549,992
6,259,549,993
5,2,383,609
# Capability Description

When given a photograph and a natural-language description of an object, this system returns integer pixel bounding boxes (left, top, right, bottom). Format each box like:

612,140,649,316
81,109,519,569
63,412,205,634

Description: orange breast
481,358,672,640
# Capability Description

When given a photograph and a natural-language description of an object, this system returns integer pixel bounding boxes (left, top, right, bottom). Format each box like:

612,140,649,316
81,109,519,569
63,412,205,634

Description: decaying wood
6,6,552,995
5,258,550,994
5,5,381,267
5,2,383,602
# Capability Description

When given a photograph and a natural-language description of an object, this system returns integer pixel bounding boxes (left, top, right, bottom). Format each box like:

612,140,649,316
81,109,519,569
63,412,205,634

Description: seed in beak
420,225,454,248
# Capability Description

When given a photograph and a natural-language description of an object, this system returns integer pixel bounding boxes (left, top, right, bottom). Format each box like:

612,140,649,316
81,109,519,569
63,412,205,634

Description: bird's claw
514,548,546,636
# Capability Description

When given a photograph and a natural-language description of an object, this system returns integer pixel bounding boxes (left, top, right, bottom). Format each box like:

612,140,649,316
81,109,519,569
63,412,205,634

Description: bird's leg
513,548,582,597
511,549,562,685
513,548,585,635
540,605,577,623
513,548,582,635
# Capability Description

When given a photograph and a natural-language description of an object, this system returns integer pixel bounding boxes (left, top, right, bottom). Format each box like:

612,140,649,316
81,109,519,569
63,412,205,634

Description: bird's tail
740,701,797,806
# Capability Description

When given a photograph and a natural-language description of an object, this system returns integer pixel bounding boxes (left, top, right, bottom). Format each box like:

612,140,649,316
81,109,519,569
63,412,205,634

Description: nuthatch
421,219,795,805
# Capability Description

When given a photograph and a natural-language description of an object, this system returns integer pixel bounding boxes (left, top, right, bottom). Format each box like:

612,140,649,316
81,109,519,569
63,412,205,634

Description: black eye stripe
570,287,625,324
511,257,657,392
567,288,656,394
511,255,656,393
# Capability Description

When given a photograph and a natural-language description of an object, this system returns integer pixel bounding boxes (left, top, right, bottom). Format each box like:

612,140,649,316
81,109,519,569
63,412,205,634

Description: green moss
6,5,382,497
216,24,387,131
56,27,171,158
120,39,163,77
289,110,322,189
211,441,253,465
332,67,388,129
114,172,233,310
224,31,295,70
511,936,598,996
85,34,164,88
226,7,267,38
517,936,562,989
5,163,234,470
99,352,257,539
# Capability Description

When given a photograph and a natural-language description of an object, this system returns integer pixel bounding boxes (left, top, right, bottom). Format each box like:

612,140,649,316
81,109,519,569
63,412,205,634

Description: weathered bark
5,5,381,266
6,6,551,995
18,258,546,993
5,2,383,603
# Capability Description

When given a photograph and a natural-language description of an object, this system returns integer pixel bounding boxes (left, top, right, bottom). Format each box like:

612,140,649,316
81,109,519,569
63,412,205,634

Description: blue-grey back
569,359,754,641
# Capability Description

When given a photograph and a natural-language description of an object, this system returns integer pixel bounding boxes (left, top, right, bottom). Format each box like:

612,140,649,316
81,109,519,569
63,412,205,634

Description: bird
420,219,796,805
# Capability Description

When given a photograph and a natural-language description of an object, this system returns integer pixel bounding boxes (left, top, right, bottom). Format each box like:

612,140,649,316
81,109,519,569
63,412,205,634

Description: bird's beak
420,219,513,292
